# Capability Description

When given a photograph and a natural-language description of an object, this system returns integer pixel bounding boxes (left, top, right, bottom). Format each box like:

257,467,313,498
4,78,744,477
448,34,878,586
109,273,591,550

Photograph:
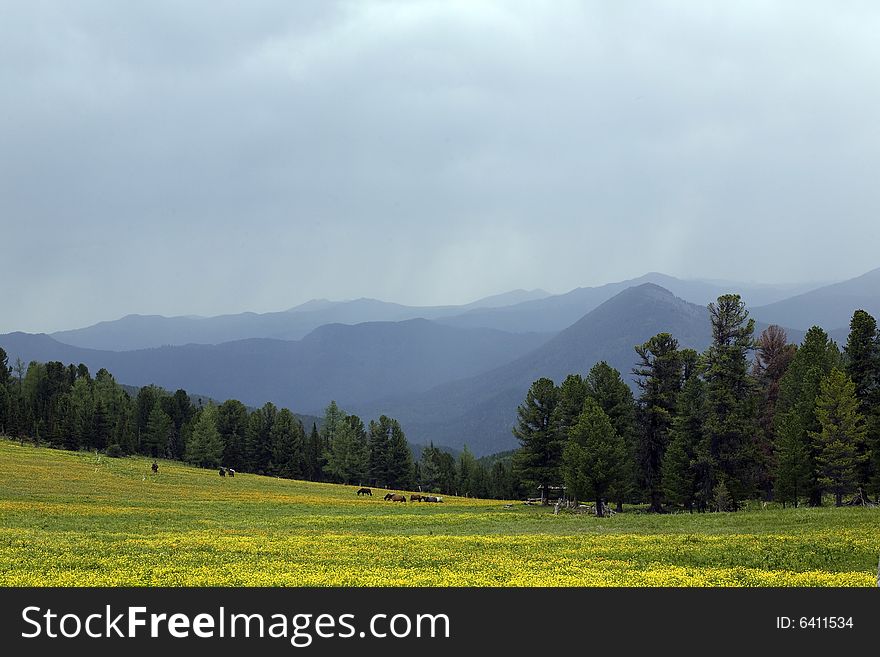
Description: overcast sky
2,1,879,333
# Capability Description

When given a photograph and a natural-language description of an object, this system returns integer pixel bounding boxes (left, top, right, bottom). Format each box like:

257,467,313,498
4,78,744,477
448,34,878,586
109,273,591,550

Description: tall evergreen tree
752,325,796,499
702,294,758,508
512,377,560,503
843,310,880,497
143,404,172,457
811,368,868,506
774,412,812,507
385,417,413,490
368,416,391,487
585,361,637,510
217,399,249,469
270,408,305,478
561,398,628,517
633,333,682,512
457,446,479,497
324,415,369,484
305,423,324,481
244,402,276,474
775,326,840,505
663,371,709,511
185,404,223,468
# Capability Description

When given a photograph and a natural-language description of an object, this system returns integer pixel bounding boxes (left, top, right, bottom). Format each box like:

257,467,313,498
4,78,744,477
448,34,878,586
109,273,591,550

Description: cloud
2,1,879,331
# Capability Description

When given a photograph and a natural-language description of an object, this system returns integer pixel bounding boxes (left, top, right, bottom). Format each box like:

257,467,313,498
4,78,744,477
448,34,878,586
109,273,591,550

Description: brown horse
410,494,423,502
384,493,406,503
357,487,372,496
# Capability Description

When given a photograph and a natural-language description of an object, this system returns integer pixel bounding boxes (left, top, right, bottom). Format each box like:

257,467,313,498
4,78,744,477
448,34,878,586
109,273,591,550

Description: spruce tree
561,398,627,517
185,404,223,468
774,412,812,507
663,372,708,511
385,417,413,490
775,326,840,505
270,408,304,478
512,377,560,503
324,417,369,484
144,404,172,458
752,325,796,499
811,368,868,506
305,423,324,481
585,361,637,511
843,310,880,498
633,333,682,512
702,294,758,508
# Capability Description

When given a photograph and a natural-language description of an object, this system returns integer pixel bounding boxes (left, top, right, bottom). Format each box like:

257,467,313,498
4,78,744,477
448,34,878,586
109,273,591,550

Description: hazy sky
2,1,880,333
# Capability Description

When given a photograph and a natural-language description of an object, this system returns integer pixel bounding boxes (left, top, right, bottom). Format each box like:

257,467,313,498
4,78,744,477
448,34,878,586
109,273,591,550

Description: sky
2,1,880,333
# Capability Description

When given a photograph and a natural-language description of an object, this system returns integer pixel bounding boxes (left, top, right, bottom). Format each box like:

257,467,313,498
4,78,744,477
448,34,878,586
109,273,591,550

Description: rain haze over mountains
4,2,880,453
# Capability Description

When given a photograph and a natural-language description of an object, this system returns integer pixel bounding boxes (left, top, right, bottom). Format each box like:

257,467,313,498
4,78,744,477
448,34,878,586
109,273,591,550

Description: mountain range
3,268,877,455
48,273,818,351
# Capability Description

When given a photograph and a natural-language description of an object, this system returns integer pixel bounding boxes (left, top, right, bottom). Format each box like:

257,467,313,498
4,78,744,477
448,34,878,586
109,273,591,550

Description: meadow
0,440,877,586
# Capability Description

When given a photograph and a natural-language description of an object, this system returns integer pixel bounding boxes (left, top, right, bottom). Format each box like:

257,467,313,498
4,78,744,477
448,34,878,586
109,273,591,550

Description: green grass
0,440,877,586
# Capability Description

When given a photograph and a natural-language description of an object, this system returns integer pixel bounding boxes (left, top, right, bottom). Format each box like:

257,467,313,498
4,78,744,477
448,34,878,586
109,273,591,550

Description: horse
219,467,226,477
423,496,444,503
410,494,423,502
151,462,159,474
227,468,235,478
384,493,406,503
357,487,372,496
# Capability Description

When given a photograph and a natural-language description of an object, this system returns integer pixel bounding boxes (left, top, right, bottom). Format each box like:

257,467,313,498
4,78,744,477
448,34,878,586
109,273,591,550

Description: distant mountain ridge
47,273,818,351
752,267,880,331
1,320,550,415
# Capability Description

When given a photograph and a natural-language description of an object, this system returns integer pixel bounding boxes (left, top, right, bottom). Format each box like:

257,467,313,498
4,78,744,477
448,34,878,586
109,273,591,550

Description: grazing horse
384,493,406,503
219,467,226,477
151,462,159,474
357,487,372,496
227,468,235,478
423,496,444,503
410,494,423,502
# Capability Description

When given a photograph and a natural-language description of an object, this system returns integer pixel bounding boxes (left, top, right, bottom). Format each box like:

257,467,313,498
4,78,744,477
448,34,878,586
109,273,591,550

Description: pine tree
843,310,880,498
325,415,369,484
385,417,413,490
305,423,323,481
512,377,560,503
585,361,637,510
552,374,587,436
217,399,249,470
244,402,276,474
457,446,478,497
561,398,627,517
368,416,391,487
775,326,840,505
752,325,796,499
143,404,172,458
702,294,758,508
811,368,868,506
774,412,811,507
270,408,305,478
663,372,708,511
185,404,223,468
633,333,682,512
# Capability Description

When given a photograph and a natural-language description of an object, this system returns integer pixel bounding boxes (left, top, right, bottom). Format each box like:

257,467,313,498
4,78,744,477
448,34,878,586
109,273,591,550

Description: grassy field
0,440,877,586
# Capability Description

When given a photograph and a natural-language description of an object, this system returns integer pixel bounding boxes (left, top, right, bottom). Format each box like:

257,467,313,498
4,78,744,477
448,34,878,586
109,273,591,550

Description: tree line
0,354,518,499
513,295,880,515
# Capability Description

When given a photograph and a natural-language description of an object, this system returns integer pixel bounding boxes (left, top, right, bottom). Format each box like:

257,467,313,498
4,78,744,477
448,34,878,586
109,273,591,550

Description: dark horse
384,493,406,503
219,467,226,477
151,461,159,474
357,487,372,496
